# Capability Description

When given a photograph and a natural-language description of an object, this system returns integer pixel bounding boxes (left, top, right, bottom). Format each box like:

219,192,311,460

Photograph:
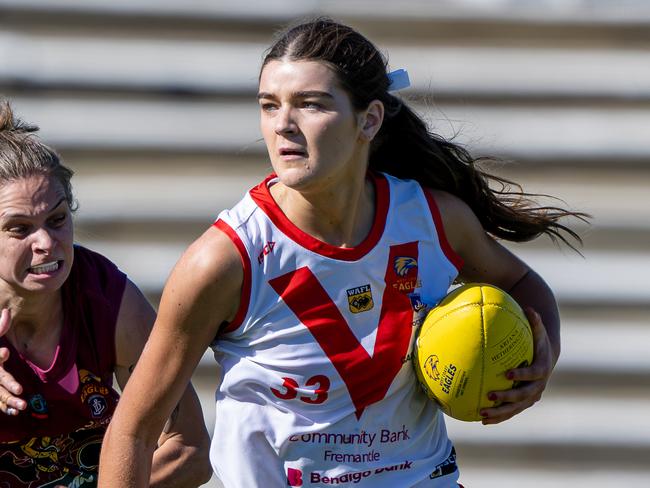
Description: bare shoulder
179,224,243,279
424,187,529,287
160,224,244,328
425,188,484,252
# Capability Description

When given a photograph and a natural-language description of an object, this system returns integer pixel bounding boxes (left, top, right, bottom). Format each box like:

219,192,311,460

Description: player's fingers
480,391,540,424
0,347,9,364
480,402,524,425
0,388,27,415
505,309,552,383
0,309,11,336
0,367,23,396
505,360,550,383
527,309,552,360
490,379,544,406
0,389,26,414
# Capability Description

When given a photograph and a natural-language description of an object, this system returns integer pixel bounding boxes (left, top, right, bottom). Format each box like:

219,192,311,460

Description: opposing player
99,19,585,487
0,101,212,487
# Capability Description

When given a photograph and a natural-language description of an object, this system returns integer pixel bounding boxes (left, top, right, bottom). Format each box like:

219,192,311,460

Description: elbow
183,444,213,486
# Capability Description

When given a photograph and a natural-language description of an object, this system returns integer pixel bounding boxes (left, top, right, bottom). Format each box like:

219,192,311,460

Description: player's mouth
279,147,307,159
28,260,61,274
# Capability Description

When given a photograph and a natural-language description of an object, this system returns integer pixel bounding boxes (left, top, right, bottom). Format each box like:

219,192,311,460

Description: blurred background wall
1,1,649,486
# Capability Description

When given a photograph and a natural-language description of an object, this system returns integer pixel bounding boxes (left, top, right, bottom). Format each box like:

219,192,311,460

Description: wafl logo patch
346,284,374,313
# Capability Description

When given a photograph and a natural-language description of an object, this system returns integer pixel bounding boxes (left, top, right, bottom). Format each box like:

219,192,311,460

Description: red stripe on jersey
213,219,252,333
250,173,389,261
269,242,418,418
422,188,464,271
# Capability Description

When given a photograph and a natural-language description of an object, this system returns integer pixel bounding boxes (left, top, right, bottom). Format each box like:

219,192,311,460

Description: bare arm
99,226,243,487
431,189,560,424
113,279,213,487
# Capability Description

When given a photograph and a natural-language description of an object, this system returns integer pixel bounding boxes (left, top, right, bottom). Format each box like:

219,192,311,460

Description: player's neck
2,290,64,364
273,174,375,248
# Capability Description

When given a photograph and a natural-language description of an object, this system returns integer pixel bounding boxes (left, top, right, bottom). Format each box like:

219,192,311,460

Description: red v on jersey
269,242,419,418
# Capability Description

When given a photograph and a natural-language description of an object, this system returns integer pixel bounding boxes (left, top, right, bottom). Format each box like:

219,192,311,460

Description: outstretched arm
99,226,243,487
113,279,213,487
431,189,560,425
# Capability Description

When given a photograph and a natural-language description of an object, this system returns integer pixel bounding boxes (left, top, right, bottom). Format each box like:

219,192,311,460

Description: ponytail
370,101,587,248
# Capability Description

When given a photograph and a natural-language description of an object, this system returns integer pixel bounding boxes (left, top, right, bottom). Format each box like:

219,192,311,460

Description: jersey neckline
249,172,390,261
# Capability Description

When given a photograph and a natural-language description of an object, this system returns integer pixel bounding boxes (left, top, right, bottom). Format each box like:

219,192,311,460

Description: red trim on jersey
213,219,251,333
422,188,464,271
249,173,389,261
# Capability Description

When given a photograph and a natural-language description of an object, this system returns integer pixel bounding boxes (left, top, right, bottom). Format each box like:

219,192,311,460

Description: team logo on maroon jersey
87,394,108,418
29,394,48,419
80,369,110,419
346,284,374,313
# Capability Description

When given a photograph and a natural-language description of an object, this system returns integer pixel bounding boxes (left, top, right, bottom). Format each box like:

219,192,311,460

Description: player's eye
301,101,323,110
259,102,278,112
6,224,29,237
49,214,67,228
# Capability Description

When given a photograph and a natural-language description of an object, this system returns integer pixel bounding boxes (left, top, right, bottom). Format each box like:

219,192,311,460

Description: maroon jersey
0,245,126,487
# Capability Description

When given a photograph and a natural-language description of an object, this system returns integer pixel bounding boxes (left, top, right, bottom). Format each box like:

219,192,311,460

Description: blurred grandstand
2,1,649,486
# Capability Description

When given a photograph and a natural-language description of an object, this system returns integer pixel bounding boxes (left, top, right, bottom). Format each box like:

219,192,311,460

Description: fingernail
6,407,17,416
488,392,497,401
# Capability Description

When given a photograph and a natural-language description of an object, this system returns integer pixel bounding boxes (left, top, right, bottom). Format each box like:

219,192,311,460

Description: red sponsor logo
287,467,303,486
258,241,276,264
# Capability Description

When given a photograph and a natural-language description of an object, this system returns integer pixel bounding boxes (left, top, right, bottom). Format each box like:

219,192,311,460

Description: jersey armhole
213,219,252,333
422,188,465,272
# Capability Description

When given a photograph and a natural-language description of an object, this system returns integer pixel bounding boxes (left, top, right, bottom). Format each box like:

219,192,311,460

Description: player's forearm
98,423,155,487
508,268,561,365
150,436,212,488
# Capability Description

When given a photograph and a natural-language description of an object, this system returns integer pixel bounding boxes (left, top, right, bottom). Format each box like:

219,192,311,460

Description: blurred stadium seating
2,1,649,486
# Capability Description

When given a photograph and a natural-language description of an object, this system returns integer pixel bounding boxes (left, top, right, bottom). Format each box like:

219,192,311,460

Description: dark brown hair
262,18,587,247
0,100,76,210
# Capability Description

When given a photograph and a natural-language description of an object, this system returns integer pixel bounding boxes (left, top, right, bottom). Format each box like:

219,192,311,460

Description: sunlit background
2,1,649,486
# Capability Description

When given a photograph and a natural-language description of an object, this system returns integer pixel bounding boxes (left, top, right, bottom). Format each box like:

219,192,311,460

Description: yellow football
414,283,534,422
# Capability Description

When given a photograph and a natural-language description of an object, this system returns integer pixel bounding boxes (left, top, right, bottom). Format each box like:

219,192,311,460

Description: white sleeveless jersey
211,173,464,488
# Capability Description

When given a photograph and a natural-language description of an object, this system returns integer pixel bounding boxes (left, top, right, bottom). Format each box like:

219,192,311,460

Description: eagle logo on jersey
392,256,421,293
346,284,374,313
394,256,417,277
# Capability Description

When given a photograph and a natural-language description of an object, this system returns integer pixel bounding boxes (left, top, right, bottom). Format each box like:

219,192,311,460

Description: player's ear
358,100,384,142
